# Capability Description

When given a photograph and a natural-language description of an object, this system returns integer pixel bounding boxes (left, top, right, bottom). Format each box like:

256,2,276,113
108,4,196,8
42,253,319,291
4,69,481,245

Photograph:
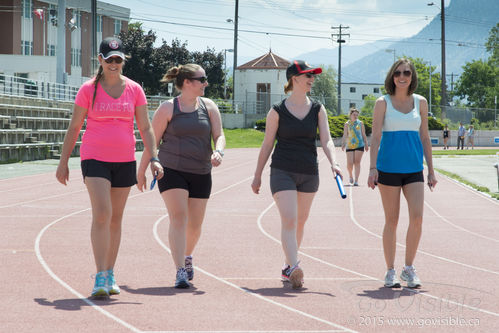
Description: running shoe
174,267,190,289
106,269,120,295
281,265,291,282
284,262,304,289
353,182,359,186
400,265,421,288
384,268,401,288
91,271,109,297
185,256,194,281
349,177,354,184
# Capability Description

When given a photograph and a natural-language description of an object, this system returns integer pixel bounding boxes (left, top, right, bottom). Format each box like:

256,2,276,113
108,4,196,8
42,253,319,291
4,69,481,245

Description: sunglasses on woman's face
189,76,208,83
104,57,123,64
394,70,411,78
299,73,316,78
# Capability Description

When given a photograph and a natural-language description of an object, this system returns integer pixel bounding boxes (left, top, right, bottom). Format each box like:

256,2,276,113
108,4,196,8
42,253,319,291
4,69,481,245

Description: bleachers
0,94,144,163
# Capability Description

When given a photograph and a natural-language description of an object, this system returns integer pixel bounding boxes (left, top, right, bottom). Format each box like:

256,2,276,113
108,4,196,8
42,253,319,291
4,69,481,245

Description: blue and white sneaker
185,256,194,281
106,269,120,295
91,271,109,298
384,268,401,288
174,268,190,289
400,265,421,288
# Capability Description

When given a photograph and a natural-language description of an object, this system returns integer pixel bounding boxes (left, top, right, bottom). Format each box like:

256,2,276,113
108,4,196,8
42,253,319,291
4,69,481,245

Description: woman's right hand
56,163,69,185
367,168,378,190
251,176,261,194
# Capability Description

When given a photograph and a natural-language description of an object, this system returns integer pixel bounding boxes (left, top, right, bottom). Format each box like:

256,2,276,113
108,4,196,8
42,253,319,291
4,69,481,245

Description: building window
22,40,33,55
47,44,56,56
349,103,356,108
22,0,32,19
114,19,121,35
71,48,82,67
350,87,356,93
373,87,380,93
362,94,367,100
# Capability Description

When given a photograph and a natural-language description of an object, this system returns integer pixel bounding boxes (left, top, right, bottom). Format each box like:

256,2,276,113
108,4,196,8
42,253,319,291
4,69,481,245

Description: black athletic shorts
377,170,424,187
270,167,319,195
158,167,212,199
81,159,137,187
346,146,365,152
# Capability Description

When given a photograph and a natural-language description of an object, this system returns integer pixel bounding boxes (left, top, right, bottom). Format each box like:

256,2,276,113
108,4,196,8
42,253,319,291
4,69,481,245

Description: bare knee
281,216,297,230
170,213,188,229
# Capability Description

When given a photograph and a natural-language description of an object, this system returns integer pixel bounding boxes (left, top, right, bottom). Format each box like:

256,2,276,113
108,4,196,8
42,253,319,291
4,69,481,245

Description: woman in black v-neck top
251,60,343,289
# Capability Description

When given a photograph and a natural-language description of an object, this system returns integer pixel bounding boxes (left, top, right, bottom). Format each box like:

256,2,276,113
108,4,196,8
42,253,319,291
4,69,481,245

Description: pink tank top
74,77,147,162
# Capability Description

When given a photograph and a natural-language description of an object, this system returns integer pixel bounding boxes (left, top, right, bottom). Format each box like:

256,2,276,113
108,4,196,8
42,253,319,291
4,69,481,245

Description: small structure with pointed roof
234,50,290,114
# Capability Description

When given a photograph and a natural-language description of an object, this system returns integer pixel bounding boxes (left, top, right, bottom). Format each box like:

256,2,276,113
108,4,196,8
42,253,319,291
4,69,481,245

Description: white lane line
145,331,343,333
257,198,499,318
222,278,364,281
348,187,499,275
425,201,499,243
153,216,356,333
34,207,142,333
0,181,61,193
0,189,86,209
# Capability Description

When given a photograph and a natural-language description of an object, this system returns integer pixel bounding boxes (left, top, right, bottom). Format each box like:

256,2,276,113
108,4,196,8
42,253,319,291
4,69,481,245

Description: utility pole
56,0,66,85
441,0,447,119
232,0,239,108
332,25,349,115
91,0,97,75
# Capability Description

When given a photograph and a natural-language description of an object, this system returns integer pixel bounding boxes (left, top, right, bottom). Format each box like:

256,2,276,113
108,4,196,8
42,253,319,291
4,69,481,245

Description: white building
340,82,384,113
234,51,290,114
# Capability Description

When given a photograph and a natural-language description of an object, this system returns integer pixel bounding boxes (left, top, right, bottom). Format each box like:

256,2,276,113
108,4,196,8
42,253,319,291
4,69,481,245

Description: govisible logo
109,40,119,49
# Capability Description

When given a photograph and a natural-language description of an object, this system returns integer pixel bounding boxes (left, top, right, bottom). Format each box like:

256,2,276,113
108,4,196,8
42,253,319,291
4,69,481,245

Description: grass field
224,128,264,148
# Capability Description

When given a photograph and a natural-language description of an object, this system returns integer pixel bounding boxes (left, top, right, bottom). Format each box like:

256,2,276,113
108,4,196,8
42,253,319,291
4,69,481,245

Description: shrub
428,117,444,130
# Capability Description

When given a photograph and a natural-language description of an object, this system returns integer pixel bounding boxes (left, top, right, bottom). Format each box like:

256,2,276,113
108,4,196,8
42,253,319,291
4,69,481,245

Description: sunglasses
299,73,316,78
394,70,412,78
104,57,123,64
189,76,208,83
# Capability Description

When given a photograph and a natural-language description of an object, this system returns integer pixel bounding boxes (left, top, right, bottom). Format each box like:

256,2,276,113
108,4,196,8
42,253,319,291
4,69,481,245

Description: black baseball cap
99,37,125,59
286,60,322,80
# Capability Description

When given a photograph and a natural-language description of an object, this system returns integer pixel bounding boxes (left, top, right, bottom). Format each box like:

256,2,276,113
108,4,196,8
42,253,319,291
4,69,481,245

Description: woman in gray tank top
137,64,225,289
251,60,343,289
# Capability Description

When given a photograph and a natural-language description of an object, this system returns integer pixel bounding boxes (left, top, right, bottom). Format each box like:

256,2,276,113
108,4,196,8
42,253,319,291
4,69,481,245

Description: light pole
428,1,447,119
385,48,396,63
223,48,233,100
427,61,432,116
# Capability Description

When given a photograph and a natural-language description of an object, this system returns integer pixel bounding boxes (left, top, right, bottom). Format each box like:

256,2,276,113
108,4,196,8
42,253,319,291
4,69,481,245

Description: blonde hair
161,64,202,90
284,78,294,94
349,107,359,115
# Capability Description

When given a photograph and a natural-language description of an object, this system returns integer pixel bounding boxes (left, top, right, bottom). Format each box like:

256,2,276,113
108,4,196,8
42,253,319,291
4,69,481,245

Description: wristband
150,157,160,163
215,149,224,157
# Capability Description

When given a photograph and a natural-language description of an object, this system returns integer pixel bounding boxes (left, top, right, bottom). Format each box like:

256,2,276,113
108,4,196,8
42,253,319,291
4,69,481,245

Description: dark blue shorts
377,170,424,187
158,167,212,199
81,159,137,187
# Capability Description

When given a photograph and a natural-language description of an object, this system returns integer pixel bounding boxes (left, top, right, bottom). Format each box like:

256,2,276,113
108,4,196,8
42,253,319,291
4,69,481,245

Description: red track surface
1,148,498,332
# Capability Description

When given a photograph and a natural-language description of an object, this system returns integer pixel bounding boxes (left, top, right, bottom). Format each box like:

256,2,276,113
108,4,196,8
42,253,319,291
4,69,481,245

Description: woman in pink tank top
56,37,163,298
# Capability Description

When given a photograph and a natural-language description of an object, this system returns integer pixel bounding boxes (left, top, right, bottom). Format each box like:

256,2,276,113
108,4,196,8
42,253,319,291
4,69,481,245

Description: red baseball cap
286,60,322,80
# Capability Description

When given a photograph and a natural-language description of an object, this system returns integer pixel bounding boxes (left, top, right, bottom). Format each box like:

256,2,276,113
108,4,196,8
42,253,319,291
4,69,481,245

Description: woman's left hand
427,173,438,191
150,161,164,180
211,151,223,167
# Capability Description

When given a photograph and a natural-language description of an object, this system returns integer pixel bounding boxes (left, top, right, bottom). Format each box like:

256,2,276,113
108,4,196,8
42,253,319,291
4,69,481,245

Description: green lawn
432,149,499,156
224,128,264,148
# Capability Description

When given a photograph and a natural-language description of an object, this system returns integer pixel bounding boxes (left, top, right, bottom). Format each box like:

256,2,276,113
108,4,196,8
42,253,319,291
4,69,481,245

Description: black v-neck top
270,99,321,175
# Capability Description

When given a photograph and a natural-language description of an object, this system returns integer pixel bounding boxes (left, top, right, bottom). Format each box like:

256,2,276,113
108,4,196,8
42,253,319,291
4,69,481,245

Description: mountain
300,0,498,83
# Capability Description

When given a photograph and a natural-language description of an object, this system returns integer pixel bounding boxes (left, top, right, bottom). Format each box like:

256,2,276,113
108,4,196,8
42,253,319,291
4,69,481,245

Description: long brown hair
92,65,103,110
384,58,418,96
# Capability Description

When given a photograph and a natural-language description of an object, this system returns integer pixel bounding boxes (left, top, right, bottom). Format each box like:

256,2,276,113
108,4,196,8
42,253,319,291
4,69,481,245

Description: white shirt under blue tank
376,94,424,173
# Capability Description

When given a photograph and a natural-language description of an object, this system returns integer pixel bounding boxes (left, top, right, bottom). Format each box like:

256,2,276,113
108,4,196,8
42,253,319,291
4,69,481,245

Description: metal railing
0,74,79,102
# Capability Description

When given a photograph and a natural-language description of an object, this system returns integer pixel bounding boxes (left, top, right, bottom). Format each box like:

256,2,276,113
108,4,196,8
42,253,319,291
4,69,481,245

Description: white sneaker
400,265,421,288
384,269,401,288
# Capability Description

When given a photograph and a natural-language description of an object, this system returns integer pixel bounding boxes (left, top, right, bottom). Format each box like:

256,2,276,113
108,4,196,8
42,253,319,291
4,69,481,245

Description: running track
1,148,498,332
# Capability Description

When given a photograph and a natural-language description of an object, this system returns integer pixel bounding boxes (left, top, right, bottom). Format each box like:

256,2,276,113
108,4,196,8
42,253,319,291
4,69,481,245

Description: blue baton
335,174,347,199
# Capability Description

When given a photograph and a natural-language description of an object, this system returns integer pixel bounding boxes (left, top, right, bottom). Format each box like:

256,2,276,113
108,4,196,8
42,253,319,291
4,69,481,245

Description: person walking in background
466,125,475,149
341,107,369,186
442,124,450,150
56,37,163,298
137,64,225,289
367,58,437,289
251,60,342,289
457,122,466,150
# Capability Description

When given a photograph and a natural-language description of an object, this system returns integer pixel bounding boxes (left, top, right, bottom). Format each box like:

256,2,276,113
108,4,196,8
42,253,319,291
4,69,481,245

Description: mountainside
301,0,498,83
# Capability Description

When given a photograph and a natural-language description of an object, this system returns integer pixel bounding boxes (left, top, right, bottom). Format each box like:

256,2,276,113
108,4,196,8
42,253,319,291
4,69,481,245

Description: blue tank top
376,94,424,173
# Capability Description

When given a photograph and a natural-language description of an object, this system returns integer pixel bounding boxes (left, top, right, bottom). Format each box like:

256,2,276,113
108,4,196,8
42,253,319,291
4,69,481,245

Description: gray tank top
158,97,212,174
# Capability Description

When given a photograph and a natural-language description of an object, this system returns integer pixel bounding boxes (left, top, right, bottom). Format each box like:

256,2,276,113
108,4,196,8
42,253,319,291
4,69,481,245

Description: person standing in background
341,108,369,186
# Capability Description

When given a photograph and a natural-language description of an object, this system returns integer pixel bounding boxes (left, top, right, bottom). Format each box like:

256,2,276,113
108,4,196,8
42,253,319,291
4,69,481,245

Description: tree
191,48,224,98
409,57,442,117
360,94,376,117
119,23,160,95
455,60,497,109
311,65,337,114
485,22,499,66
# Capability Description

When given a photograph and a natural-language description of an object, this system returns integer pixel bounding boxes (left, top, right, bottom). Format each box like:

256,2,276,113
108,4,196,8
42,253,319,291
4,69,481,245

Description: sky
102,0,451,67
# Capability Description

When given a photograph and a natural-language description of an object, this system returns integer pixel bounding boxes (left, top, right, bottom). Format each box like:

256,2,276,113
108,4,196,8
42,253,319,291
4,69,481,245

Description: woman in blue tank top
251,60,343,289
341,107,369,186
367,59,437,289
